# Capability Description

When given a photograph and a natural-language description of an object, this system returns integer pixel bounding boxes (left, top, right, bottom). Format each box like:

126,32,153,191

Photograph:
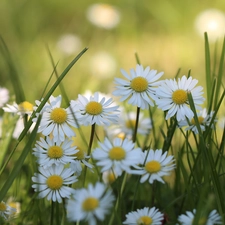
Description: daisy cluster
0,61,221,224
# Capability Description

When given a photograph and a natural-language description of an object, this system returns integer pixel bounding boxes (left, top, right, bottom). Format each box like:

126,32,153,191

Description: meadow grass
0,33,225,225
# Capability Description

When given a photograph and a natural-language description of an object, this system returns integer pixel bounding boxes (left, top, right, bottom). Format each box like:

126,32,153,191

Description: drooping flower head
32,164,77,203
177,209,222,225
71,92,119,126
67,182,115,225
155,75,205,121
137,149,175,184
33,95,78,142
92,137,142,176
33,136,78,168
178,108,216,134
123,207,164,225
113,64,164,109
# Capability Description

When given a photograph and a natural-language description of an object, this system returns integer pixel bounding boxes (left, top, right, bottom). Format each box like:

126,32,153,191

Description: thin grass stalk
47,46,88,147
0,36,25,103
204,32,212,104
82,123,96,186
132,107,140,143
214,36,225,108
50,201,54,225
0,116,41,202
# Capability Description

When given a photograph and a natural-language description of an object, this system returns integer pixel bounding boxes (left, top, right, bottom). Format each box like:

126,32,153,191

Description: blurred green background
0,0,225,103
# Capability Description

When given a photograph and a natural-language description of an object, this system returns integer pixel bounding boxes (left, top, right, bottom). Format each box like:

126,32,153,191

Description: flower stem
83,123,96,186
132,107,140,143
50,201,54,225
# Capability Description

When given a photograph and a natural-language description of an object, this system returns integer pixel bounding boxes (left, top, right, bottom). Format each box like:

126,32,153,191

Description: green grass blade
0,116,40,202
204,32,212,105
0,36,25,103
17,47,88,143
214,36,225,108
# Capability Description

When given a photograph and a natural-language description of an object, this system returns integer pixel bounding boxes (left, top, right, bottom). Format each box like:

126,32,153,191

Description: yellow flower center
145,160,161,173
50,108,67,124
0,202,7,211
130,77,148,92
191,116,204,125
126,119,136,129
74,148,85,160
47,146,63,159
137,216,153,225
19,101,33,113
82,197,99,211
46,175,63,190
172,89,188,105
85,101,103,115
109,147,126,160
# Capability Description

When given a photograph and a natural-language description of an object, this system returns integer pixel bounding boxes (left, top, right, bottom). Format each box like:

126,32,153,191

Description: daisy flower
67,182,115,225
106,111,152,139
33,136,78,168
123,207,164,225
32,164,77,203
70,146,94,176
3,101,33,116
0,86,9,108
155,75,205,121
92,137,143,176
0,201,16,220
33,95,78,142
71,92,119,126
178,108,216,134
137,149,175,184
177,209,222,225
113,64,164,109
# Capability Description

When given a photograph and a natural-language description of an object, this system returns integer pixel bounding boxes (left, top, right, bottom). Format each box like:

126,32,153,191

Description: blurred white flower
86,4,120,29
195,9,225,42
3,101,33,117
57,34,82,55
90,52,117,78
0,86,9,108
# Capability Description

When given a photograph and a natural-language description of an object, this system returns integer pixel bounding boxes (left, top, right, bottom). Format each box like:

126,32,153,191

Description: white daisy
71,92,119,126
92,137,142,176
67,182,115,225
155,75,205,121
177,209,222,225
123,207,164,225
113,64,164,109
178,108,216,134
33,136,78,168
0,86,9,108
33,95,78,142
32,164,77,203
0,201,16,220
107,111,152,139
137,149,175,184
70,146,94,176
3,101,33,117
